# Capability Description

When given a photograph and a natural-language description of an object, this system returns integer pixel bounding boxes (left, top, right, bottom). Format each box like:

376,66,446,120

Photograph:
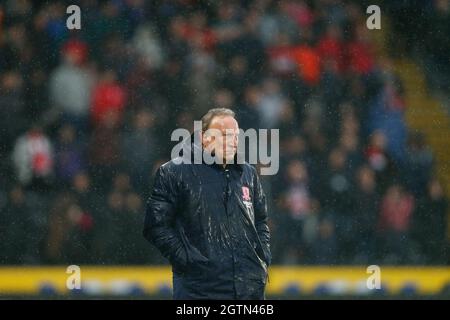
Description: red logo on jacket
242,186,251,201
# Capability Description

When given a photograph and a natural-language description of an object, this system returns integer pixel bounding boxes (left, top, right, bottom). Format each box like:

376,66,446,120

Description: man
144,108,271,300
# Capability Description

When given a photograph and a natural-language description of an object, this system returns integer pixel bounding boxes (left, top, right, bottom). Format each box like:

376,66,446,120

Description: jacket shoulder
241,162,258,176
158,158,191,176
241,161,254,170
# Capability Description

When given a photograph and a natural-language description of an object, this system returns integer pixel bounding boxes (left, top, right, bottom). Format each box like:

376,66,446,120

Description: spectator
310,217,338,265
0,185,38,264
277,160,312,263
301,198,321,263
25,68,50,123
11,124,54,191
91,69,127,127
122,108,156,193
378,184,415,263
320,147,355,262
277,99,299,140
158,55,190,113
48,39,94,133
213,1,243,53
290,30,321,86
111,172,132,196
44,193,94,264
54,123,86,187
98,33,133,81
42,2,68,49
279,0,315,30
88,110,123,192
258,78,287,129
70,172,102,221
186,37,217,117
229,9,266,78
259,1,298,46
0,71,27,156
131,23,165,70
320,59,346,133
413,178,448,264
339,132,363,174
107,191,153,264
0,22,29,71
101,190,126,264
165,15,190,61
184,10,217,52
267,31,299,78
87,1,129,55
221,55,250,102
364,130,397,192
69,171,111,264
320,147,353,214
368,73,407,162
404,132,434,196
352,165,379,263
317,24,345,74
235,85,262,131
346,24,375,75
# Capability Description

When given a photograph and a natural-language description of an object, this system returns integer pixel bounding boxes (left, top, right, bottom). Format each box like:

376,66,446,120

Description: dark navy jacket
143,141,271,300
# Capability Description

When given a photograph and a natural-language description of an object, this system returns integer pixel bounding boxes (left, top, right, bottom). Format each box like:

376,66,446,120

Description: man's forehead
209,116,239,131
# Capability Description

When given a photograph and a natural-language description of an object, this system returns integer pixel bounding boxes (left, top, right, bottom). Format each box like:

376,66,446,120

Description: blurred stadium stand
0,0,449,298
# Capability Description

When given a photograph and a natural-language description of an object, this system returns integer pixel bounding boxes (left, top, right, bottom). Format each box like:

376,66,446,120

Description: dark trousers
172,273,266,300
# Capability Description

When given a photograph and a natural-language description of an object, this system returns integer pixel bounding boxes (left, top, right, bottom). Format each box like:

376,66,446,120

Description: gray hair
200,108,236,132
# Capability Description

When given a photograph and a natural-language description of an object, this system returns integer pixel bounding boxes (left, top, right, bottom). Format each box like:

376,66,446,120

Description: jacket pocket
177,222,210,275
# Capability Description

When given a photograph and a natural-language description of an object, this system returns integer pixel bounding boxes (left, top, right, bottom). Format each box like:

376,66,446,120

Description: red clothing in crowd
28,131,53,177
317,35,345,74
291,45,321,86
182,23,217,51
283,1,314,29
379,192,414,233
62,39,88,66
346,40,375,75
268,44,321,86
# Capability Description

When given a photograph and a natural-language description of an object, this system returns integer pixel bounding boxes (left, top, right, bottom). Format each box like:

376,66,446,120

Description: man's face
202,116,239,164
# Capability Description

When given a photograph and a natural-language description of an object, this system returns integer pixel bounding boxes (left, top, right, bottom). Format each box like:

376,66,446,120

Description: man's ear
200,131,209,147
202,132,212,142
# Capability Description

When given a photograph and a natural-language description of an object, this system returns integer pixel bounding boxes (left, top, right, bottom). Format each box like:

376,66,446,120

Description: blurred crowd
0,0,448,266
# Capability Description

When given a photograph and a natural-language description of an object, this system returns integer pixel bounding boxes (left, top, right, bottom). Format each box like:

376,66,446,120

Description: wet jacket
143,141,271,300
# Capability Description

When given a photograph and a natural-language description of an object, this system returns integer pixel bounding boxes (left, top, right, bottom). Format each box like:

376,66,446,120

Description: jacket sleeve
143,165,187,270
253,167,272,266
